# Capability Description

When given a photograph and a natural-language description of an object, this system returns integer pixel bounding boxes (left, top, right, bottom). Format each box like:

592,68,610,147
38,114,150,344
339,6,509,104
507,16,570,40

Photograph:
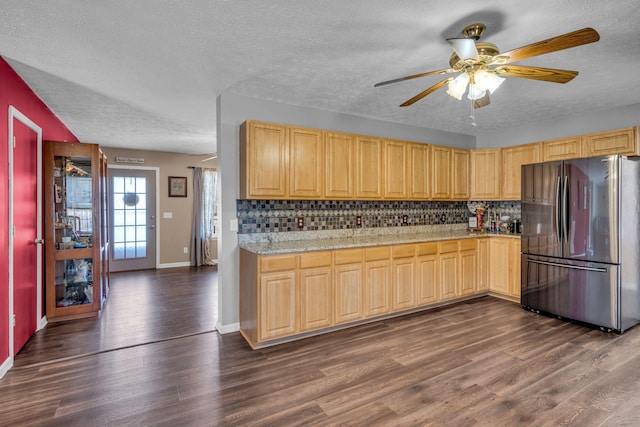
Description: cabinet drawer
260,255,297,273
416,242,438,256
300,251,332,269
459,239,477,251
439,240,459,254
392,245,415,258
365,246,391,261
334,248,363,265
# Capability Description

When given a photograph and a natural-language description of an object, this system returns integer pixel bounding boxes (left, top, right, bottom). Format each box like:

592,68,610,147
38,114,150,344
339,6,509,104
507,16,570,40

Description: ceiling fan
374,24,600,109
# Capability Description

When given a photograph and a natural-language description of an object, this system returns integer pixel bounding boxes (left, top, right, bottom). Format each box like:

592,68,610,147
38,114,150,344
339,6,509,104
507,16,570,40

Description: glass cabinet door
54,258,94,307
53,155,93,250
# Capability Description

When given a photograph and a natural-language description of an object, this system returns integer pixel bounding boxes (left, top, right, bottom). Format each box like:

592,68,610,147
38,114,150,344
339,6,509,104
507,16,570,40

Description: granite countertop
239,229,520,255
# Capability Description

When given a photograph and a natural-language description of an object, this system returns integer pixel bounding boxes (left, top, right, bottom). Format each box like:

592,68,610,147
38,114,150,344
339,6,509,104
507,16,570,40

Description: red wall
0,57,77,366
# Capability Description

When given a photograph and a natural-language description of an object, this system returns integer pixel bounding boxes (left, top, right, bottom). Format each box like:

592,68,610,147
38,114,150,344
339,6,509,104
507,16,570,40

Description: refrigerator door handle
555,176,562,243
527,258,608,273
563,175,569,244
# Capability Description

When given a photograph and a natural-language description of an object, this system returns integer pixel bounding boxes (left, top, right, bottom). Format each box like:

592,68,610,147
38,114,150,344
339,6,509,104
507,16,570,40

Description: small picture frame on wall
168,176,187,197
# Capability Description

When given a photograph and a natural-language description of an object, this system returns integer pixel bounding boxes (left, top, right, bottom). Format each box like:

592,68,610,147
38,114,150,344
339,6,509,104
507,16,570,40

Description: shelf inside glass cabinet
54,258,94,307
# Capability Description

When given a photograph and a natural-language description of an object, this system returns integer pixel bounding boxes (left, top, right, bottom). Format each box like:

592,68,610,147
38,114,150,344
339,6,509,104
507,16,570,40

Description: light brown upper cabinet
452,149,471,200
542,136,582,161
583,127,639,157
356,135,384,199
501,142,541,200
289,126,324,198
471,148,501,199
240,120,288,199
408,143,431,200
432,146,470,200
384,139,408,199
325,131,356,199
431,145,452,199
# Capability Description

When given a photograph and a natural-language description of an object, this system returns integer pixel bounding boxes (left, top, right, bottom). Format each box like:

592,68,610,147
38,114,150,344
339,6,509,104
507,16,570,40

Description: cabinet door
542,137,582,161
364,260,391,316
334,263,363,324
384,139,408,199
408,143,431,200
501,143,541,200
259,271,297,341
392,257,415,310
432,145,451,199
300,266,333,332
416,254,438,305
471,149,501,199
289,127,324,198
488,238,510,295
325,131,355,198
477,238,490,292
583,127,638,157
460,249,478,296
240,121,288,198
439,250,459,300
452,149,470,200
509,239,522,299
356,136,384,199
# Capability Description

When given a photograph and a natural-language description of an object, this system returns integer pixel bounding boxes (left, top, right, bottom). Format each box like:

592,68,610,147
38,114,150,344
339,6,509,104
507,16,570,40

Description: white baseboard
37,316,48,331
216,321,240,334
158,262,192,269
0,356,12,379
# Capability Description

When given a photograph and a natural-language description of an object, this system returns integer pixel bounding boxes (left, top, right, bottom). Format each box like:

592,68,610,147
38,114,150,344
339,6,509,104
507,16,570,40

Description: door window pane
112,176,148,260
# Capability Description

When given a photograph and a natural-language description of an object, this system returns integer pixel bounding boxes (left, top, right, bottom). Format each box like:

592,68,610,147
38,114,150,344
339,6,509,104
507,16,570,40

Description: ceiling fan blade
473,92,490,109
498,27,600,64
374,69,456,87
447,38,479,60
493,65,579,83
400,78,453,107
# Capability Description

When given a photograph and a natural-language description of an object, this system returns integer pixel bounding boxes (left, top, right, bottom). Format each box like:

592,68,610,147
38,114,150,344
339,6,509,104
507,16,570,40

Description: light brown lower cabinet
488,237,521,300
334,249,364,325
240,237,520,348
299,251,333,332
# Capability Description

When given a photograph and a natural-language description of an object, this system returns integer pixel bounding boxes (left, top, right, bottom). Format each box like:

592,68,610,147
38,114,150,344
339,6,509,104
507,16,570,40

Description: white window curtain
191,167,218,266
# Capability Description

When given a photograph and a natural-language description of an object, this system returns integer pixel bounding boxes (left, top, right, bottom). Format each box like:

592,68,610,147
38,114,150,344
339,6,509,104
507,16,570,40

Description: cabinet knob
34,239,44,245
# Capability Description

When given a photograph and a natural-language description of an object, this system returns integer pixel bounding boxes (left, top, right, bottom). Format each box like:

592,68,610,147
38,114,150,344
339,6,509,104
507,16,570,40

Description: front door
11,114,41,355
109,168,157,272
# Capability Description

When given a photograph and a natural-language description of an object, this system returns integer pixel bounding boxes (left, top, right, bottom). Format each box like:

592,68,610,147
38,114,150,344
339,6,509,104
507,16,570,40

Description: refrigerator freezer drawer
521,255,620,331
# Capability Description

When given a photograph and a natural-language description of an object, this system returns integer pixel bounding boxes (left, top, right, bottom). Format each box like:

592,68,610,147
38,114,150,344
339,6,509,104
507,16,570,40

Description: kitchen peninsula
239,225,521,349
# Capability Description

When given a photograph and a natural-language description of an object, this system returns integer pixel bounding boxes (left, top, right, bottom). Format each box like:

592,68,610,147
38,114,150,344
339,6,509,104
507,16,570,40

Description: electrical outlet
183,247,188,254
402,215,408,225
297,217,304,229
356,215,362,227
440,214,447,224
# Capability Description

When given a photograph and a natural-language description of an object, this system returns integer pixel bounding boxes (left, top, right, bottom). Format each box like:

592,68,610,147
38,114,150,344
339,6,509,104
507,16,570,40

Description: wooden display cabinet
44,140,109,321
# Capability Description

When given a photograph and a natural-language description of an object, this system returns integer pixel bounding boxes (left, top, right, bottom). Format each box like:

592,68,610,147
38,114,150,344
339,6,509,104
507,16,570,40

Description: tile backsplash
237,199,521,234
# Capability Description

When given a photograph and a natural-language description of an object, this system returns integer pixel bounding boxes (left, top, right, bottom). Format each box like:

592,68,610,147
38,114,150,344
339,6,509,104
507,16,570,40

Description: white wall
476,103,640,148
215,93,474,331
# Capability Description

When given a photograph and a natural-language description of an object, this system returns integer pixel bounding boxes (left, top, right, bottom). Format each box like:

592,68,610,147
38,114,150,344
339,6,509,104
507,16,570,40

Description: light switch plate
230,218,238,232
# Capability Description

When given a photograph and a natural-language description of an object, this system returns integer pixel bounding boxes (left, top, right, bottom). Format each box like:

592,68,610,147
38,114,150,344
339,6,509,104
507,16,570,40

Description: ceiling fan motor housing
449,42,500,70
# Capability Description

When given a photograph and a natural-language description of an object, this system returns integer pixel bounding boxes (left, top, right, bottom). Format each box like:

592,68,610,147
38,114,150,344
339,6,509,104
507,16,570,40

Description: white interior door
108,167,158,272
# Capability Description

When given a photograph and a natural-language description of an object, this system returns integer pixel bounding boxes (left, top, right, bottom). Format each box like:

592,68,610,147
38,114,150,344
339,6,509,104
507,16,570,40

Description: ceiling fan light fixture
446,73,469,100
467,83,486,100
474,70,505,94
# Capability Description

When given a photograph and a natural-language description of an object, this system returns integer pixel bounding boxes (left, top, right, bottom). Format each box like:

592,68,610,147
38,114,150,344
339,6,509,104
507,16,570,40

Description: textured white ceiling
1,1,638,154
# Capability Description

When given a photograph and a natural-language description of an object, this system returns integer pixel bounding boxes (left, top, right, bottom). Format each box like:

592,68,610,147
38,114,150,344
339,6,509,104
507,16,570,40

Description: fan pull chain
468,99,477,127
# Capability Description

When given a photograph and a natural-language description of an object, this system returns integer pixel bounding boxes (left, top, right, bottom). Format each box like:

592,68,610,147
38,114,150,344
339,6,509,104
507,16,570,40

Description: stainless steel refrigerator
521,154,640,332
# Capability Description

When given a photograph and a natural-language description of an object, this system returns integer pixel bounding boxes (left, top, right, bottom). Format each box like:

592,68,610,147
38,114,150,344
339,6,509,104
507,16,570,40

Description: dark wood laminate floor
3,294,640,426
13,266,218,367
